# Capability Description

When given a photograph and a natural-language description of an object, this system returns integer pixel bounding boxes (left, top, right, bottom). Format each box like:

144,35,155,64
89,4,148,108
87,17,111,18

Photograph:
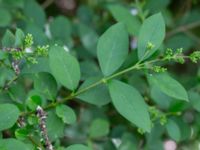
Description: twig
0,76,18,92
166,21,200,38
28,135,44,150
42,0,54,9
20,54,193,117
183,30,200,46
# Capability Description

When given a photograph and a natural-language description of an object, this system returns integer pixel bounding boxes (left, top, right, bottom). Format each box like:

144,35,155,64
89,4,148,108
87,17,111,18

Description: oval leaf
0,104,20,131
66,144,91,150
2,30,15,47
97,23,129,76
50,16,71,41
46,111,64,141
34,72,57,101
56,104,77,124
14,29,25,48
147,73,189,101
166,119,181,142
138,13,165,60
89,118,110,138
108,80,151,132
77,77,111,106
0,139,29,150
108,4,141,36
49,46,80,90
0,9,12,27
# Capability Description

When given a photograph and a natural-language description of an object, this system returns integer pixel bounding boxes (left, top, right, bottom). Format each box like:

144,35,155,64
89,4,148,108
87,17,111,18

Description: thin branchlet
36,106,54,150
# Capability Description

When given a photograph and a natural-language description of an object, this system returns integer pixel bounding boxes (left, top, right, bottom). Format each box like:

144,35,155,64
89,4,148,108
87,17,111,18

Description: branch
20,55,188,116
166,21,200,38
19,47,200,117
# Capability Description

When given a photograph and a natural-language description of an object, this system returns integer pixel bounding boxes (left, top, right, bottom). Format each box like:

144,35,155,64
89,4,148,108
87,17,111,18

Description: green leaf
66,144,91,150
2,30,15,47
78,23,98,56
8,84,26,103
14,29,25,48
3,0,24,8
80,60,101,80
0,139,29,150
56,105,77,124
34,72,57,101
26,95,42,110
21,57,50,74
119,133,137,150
49,46,81,90
166,119,181,142
15,128,29,140
25,23,48,45
24,0,46,28
0,104,20,131
188,91,200,112
147,73,189,101
89,118,110,138
46,111,65,141
0,51,8,60
138,13,165,60
108,80,151,132
144,0,170,13
50,16,71,42
77,77,111,106
0,8,12,27
0,67,15,87
150,86,172,109
108,4,141,36
97,23,129,76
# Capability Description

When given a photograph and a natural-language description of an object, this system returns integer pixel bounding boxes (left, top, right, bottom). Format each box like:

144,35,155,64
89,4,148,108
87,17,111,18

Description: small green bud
11,49,25,60
102,78,107,84
165,48,173,60
146,41,155,50
176,48,183,54
152,65,167,73
35,45,49,56
24,33,33,48
176,57,185,64
27,57,38,64
137,128,145,134
166,48,173,55
190,51,200,63
160,115,167,125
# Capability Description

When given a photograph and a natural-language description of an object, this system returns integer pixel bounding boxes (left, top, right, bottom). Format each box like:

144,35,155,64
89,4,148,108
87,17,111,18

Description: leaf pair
97,20,151,132
97,13,165,76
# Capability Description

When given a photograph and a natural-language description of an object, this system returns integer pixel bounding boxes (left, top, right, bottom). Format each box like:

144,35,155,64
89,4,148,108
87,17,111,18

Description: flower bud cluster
152,65,167,73
189,51,200,63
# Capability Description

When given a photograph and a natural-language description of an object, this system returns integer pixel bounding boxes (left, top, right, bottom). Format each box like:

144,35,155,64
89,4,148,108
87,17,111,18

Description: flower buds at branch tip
36,45,49,56
164,47,185,64
152,65,167,73
102,78,107,84
24,33,34,48
146,41,155,50
190,51,200,63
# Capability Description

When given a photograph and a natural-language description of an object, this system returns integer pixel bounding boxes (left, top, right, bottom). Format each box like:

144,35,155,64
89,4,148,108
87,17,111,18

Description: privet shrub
0,0,200,150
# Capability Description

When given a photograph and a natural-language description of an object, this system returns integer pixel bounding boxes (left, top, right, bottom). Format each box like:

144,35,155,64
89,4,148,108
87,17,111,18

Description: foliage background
0,0,200,150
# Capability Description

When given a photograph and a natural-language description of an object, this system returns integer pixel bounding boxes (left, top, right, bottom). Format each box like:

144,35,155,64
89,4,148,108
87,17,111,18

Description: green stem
0,76,18,92
20,57,158,116
20,54,191,117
